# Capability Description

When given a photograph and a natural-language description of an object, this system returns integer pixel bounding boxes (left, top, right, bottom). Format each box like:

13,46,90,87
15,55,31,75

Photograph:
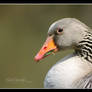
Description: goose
34,18,92,89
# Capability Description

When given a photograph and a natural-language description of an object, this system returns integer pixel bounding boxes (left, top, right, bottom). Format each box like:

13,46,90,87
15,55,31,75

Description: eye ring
56,28,63,35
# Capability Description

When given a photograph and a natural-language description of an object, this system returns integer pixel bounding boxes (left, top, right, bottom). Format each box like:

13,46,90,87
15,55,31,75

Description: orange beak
34,36,58,62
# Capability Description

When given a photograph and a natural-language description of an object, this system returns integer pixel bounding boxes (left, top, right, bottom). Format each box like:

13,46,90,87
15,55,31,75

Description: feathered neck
75,31,92,63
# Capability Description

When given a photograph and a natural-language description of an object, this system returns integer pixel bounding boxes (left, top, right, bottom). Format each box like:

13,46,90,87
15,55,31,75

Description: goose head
34,18,89,61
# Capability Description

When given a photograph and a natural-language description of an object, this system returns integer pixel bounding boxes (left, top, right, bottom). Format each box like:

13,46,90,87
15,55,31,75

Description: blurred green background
0,4,92,88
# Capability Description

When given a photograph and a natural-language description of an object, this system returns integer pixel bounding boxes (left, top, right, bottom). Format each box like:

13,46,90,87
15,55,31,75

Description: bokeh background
0,4,92,88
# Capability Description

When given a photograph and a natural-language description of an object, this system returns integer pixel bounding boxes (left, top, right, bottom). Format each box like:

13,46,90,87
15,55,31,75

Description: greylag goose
34,18,92,89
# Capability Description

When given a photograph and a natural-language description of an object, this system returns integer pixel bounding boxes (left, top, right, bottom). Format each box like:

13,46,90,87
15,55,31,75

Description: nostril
43,46,47,50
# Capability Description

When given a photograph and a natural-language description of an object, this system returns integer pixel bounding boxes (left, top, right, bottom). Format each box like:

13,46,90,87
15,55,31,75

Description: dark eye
56,28,63,35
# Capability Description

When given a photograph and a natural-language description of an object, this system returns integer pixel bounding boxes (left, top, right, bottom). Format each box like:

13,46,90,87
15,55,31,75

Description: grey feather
74,72,92,88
